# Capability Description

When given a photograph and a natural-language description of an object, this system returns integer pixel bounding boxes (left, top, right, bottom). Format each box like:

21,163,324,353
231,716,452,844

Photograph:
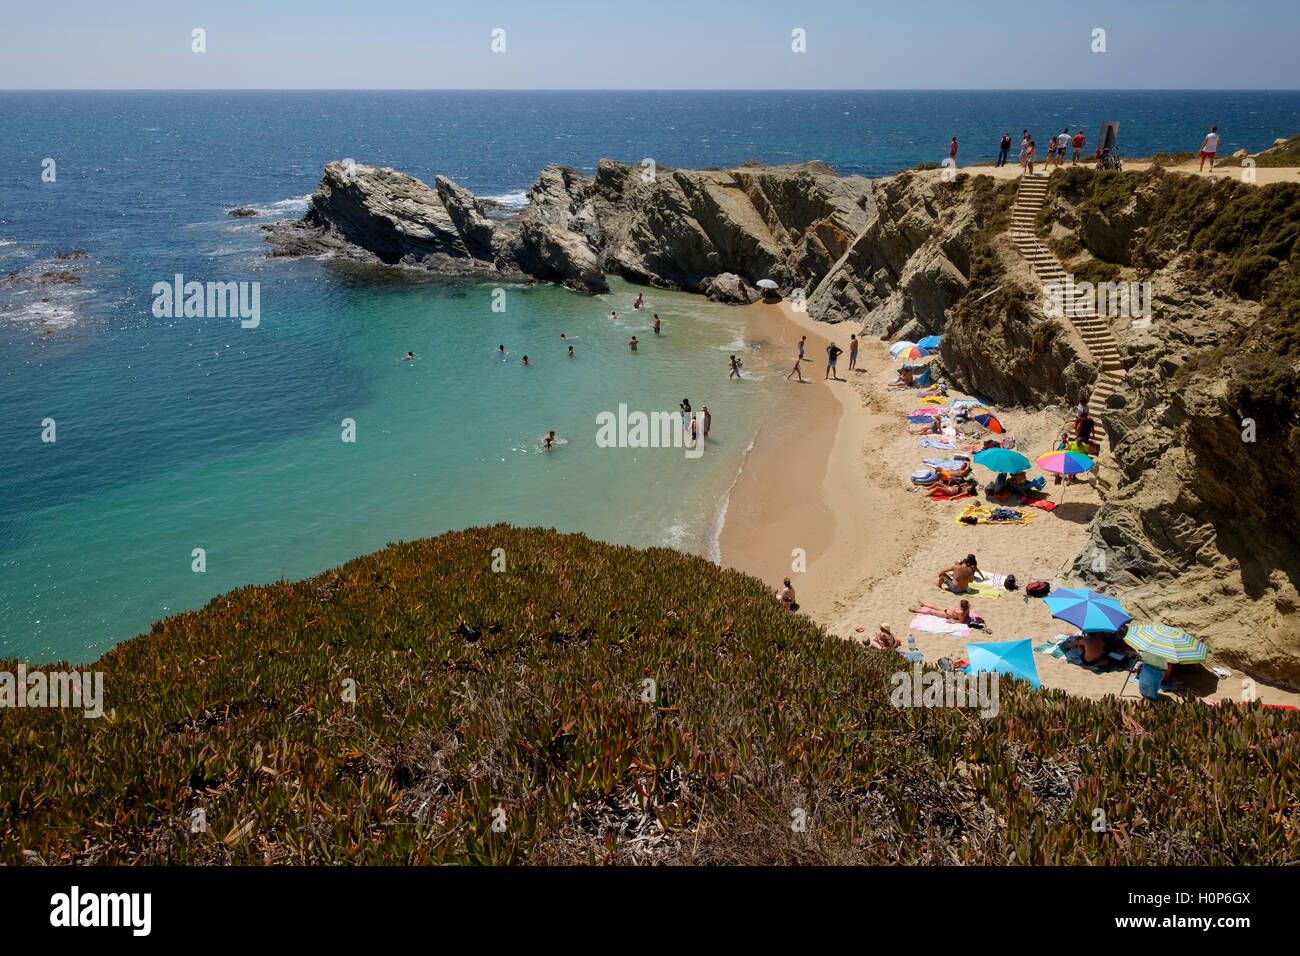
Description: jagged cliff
266,156,1300,687
266,159,875,296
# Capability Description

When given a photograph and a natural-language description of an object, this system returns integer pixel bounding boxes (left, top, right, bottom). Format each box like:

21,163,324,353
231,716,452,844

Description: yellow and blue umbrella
1042,587,1132,633
1123,623,1207,663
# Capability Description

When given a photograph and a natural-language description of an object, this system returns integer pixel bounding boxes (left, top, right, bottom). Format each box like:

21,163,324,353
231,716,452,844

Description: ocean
3,90,1298,663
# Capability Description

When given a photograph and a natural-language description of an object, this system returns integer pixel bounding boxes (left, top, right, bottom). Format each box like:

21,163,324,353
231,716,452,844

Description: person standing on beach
653,314,660,335
629,335,638,352
949,137,959,163
848,334,859,371
1072,129,1086,164
729,355,743,379
997,133,1011,167
1027,140,1037,176
701,406,711,439
825,341,843,381
737,278,750,303
798,335,806,363
787,355,804,382
1018,132,1030,174
1199,126,1221,171
1057,128,1072,167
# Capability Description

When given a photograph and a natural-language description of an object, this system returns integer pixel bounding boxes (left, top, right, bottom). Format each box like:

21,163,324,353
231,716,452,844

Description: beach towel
954,504,1033,526
949,399,986,410
923,457,968,470
1034,640,1067,659
908,415,938,424
919,439,958,450
986,572,1012,589
909,613,971,637
1021,498,1058,512
919,396,948,405
911,407,948,417
965,581,1004,599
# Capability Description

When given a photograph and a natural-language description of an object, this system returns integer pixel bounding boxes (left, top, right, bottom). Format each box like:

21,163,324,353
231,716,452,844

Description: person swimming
400,351,418,362
544,430,556,451
608,311,616,321
522,355,529,367
497,345,507,359
567,345,574,358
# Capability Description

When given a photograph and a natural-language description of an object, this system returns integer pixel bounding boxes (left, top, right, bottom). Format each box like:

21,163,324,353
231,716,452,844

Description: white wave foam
481,190,529,209
251,194,313,217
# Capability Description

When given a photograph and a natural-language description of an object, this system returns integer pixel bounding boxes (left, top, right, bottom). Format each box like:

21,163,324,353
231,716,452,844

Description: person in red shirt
1072,129,1086,164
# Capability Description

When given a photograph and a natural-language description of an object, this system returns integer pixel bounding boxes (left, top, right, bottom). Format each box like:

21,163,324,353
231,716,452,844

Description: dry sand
718,299,1300,710
969,157,1300,186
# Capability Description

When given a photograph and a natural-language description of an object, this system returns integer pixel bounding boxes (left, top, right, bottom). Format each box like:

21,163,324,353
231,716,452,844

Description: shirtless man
938,556,984,593
629,335,638,352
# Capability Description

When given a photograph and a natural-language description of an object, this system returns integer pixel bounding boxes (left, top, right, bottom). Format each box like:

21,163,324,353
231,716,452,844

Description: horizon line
3,87,1299,93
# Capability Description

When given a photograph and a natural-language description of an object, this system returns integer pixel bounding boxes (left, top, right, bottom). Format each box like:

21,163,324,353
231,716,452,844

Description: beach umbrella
1035,450,1094,476
971,413,1004,434
972,447,1032,473
890,341,927,360
1035,449,1095,503
1042,587,1132,634
756,279,779,290
1123,623,1207,664
965,639,1041,689
918,335,941,350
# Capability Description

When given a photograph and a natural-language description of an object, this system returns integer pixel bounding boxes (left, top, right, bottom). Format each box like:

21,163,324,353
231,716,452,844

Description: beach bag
1027,581,1050,598
1004,575,1017,591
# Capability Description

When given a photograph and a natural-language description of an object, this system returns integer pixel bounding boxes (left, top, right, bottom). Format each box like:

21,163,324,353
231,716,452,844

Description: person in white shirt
1199,126,1221,172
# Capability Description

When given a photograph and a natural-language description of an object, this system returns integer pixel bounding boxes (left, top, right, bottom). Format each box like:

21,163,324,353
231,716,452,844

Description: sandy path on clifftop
719,300,1300,709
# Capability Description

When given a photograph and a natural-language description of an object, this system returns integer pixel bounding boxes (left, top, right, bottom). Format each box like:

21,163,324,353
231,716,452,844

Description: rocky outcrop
266,158,875,296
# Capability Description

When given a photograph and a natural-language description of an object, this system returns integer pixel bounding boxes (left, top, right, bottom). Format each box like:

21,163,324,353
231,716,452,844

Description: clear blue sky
2,0,1294,89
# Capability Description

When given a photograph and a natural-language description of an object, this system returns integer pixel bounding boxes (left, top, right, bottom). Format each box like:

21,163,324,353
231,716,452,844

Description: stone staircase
1009,173,1125,443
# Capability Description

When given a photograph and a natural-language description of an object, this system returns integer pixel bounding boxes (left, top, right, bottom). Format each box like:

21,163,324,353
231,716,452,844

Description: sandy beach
719,298,1300,709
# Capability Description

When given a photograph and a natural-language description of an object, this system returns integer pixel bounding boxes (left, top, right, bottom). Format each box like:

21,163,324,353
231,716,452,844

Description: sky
1,0,1296,90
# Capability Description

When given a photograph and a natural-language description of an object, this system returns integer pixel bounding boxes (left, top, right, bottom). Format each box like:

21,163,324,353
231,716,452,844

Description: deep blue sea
3,90,1298,664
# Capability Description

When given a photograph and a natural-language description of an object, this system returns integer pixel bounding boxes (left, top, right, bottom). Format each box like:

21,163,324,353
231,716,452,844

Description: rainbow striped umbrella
1042,587,1132,633
1035,450,1094,475
890,341,928,360
1123,623,1207,663
972,413,1004,434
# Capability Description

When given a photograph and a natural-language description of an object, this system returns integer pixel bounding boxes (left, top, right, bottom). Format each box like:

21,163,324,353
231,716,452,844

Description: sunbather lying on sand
910,599,974,624
1062,633,1108,665
929,478,975,497
910,415,943,435
890,367,914,387
936,462,970,481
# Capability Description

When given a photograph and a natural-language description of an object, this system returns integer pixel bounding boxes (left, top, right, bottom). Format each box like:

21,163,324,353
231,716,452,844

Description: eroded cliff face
1038,169,1300,686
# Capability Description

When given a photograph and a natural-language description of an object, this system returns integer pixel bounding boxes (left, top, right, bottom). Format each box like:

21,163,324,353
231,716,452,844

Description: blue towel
919,439,957,450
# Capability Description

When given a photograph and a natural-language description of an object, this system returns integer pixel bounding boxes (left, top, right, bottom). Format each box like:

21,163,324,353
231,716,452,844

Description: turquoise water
3,270,780,663
4,90,1299,663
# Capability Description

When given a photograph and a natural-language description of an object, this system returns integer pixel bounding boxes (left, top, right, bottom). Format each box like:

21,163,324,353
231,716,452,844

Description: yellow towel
954,504,1033,526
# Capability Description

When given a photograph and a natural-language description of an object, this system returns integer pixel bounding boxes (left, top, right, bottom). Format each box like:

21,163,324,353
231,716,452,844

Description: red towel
1022,498,1057,511
931,489,975,501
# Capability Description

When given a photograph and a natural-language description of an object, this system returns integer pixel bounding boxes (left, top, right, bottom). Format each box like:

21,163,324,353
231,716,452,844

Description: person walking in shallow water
787,355,804,382
729,355,743,379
